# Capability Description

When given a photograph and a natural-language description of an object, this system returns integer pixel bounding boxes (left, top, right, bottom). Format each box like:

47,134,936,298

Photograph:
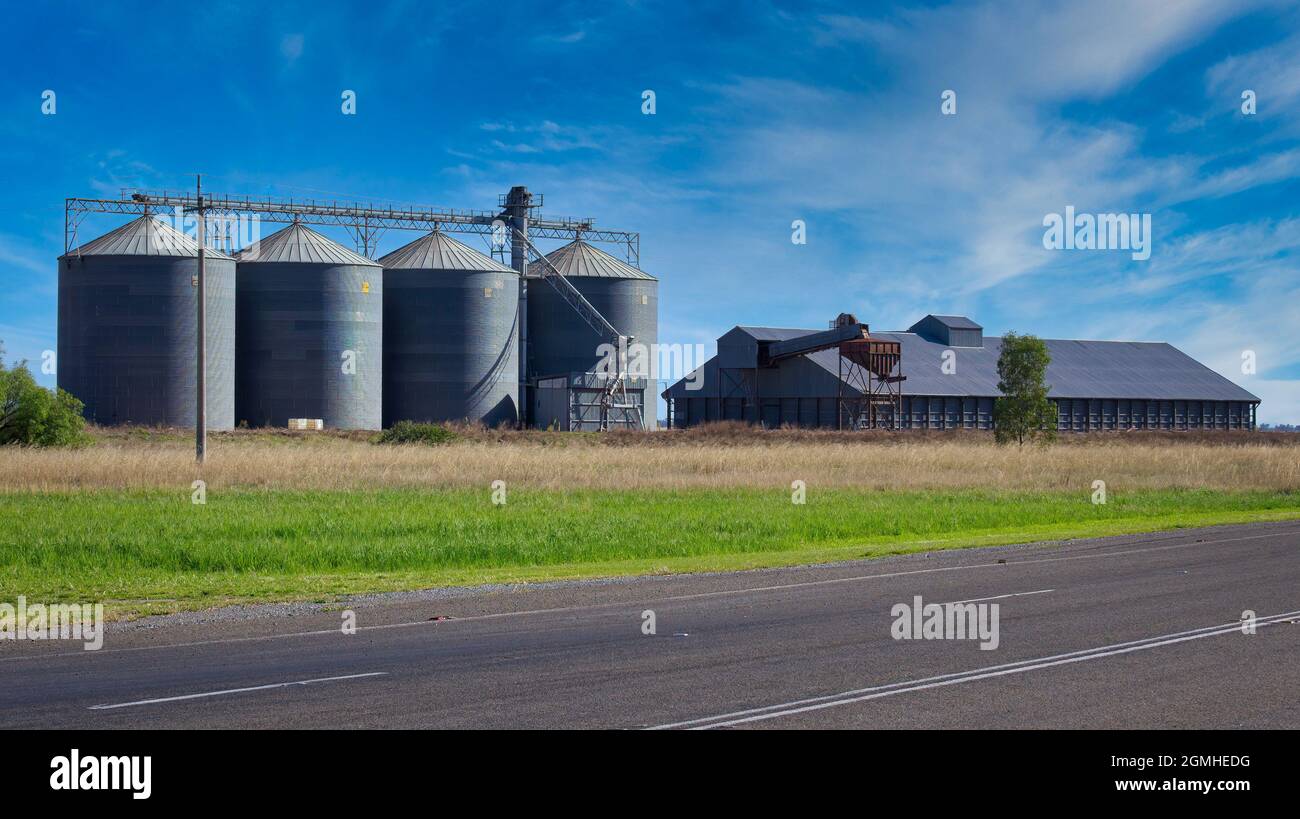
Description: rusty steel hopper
839,332,901,379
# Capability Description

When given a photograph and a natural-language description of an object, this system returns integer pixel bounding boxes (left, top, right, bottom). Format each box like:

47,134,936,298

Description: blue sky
3,0,1298,422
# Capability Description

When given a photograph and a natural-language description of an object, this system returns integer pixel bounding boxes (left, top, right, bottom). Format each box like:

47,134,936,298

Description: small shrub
0,354,92,447
372,421,458,446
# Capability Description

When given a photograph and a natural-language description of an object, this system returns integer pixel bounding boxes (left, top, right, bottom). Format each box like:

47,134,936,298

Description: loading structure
714,313,904,430
506,224,649,430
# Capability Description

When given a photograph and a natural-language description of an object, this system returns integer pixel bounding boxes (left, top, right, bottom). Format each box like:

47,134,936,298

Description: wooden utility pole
195,174,207,464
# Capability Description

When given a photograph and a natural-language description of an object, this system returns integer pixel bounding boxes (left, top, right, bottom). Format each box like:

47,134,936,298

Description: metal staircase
512,227,643,430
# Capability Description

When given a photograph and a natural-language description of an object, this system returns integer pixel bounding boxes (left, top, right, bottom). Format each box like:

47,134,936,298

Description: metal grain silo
234,223,382,429
380,230,519,428
527,239,658,420
57,216,236,428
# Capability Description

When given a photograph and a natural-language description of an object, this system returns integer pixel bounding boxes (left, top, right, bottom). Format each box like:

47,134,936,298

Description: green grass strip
2,487,1297,617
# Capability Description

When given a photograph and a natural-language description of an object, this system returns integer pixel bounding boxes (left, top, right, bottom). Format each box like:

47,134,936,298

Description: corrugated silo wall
383,269,519,427
236,262,382,429
57,254,236,428
526,276,658,427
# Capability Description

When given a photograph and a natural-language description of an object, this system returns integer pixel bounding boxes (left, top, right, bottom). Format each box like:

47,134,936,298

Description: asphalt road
2,520,1298,729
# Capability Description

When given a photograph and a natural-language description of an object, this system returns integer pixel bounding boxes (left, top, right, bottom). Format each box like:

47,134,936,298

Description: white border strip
88,672,388,711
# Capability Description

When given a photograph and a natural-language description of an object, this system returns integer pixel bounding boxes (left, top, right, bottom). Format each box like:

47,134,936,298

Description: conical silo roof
234,222,379,266
543,239,655,280
378,230,514,272
61,215,234,259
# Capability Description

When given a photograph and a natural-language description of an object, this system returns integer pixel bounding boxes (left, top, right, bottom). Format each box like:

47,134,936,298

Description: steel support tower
836,338,904,430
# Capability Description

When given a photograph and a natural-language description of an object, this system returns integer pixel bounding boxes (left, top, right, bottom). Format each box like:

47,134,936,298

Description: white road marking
946,588,1053,605
649,610,1300,730
3,524,1297,663
87,672,387,711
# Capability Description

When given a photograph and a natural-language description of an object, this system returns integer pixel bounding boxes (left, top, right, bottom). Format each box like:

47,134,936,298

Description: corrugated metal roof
736,326,817,341
378,230,514,272
234,222,379,267
917,314,982,330
61,216,234,260
544,239,655,280
667,325,1259,402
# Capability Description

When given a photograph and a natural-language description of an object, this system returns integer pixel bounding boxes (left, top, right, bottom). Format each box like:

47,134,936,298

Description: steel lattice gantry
64,188,640,265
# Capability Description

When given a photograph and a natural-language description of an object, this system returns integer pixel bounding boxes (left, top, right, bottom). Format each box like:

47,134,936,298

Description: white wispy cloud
88,150,161,197
0,233,51,276
480,120,604,154
818,0,1246,101
1205,27,1300,125
693,0,1298,311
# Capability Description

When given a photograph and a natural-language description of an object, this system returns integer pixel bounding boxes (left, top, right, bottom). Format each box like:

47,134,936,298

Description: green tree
0,343,91,447
993,331,1057,446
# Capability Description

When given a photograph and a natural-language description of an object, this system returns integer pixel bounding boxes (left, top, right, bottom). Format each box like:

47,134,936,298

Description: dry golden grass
0,423,1296,493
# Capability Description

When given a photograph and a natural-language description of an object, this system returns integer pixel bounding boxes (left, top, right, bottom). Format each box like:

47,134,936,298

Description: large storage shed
663,315,1260,431
234,223,382,429
380,230,519,427
57,216,236,428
